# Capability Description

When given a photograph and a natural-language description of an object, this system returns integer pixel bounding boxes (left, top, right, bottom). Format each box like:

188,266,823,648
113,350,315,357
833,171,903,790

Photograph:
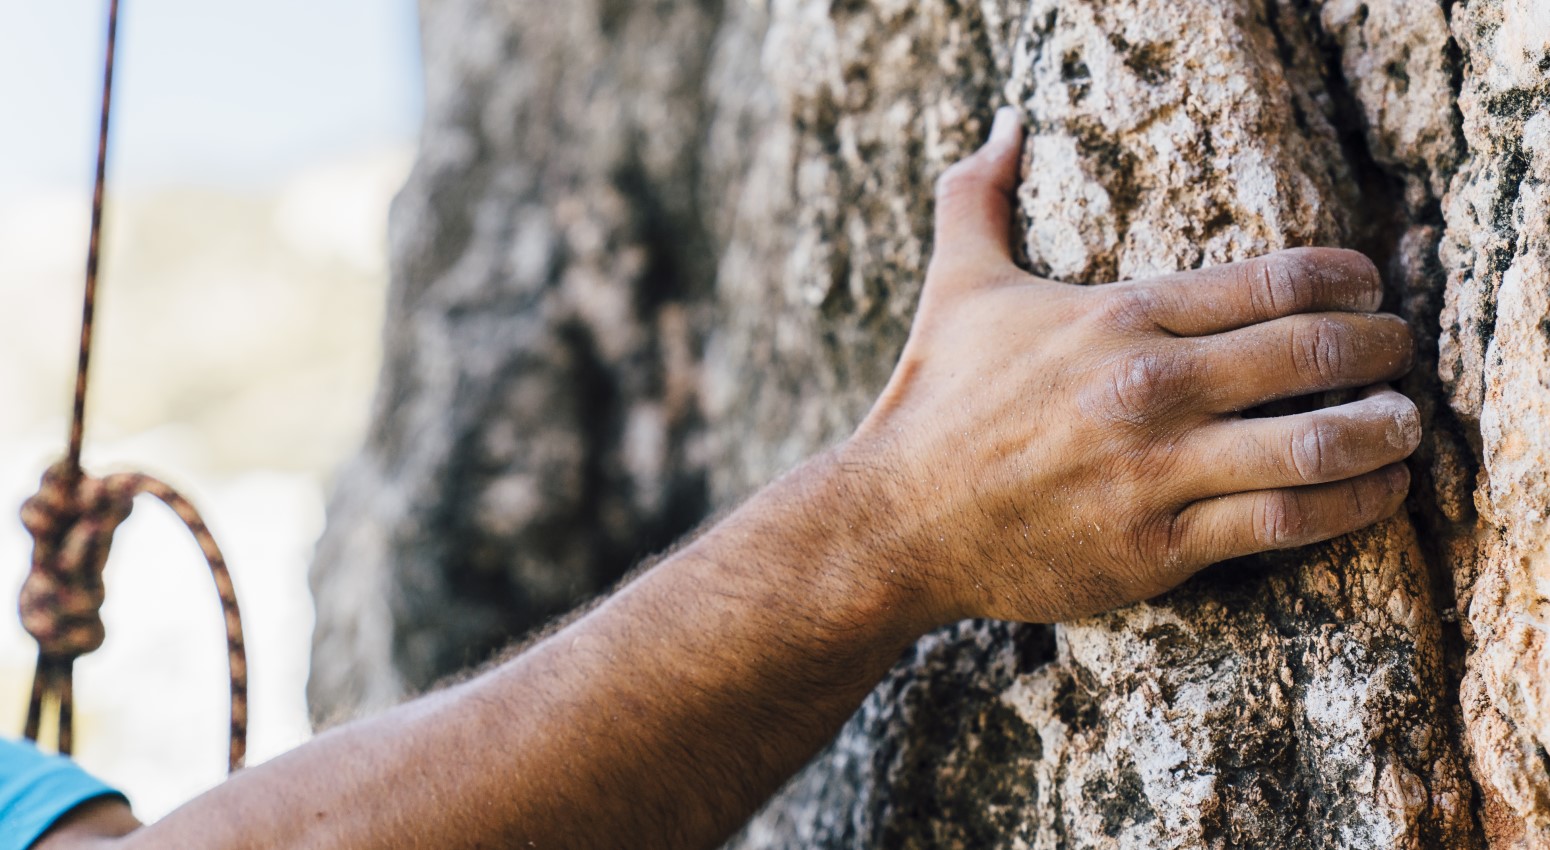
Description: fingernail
1385,464,1411,491
990,106,1019,146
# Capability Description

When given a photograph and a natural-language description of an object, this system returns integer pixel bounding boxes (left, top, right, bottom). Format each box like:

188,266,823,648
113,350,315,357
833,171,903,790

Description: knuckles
1080,348,1194,425
1130,511,1189,575
1253,491,1309,549
1247,247,1383,317
1290,315,1355,386
1287,420,1336,483
1246,252,1309,318
1090,285,1162,332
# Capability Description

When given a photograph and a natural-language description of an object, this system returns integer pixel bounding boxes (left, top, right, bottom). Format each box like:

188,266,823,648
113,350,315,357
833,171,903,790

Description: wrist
820,438,970,629
695,443,952,648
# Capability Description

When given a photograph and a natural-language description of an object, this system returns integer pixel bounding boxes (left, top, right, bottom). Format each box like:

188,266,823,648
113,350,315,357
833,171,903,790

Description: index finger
1128,247,1384,337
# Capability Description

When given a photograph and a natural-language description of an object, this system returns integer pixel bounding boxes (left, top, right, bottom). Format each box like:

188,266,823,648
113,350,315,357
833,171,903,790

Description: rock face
309,0,1550,844
1444,2,1550,844
306,0,721,715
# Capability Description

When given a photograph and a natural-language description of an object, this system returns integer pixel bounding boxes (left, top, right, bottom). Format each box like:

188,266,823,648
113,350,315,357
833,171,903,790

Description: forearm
121,450,927,850
32,797,139,850
46,109,1419,849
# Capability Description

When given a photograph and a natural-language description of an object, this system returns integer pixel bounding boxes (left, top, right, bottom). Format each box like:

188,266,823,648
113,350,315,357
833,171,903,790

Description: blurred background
0,0,421,820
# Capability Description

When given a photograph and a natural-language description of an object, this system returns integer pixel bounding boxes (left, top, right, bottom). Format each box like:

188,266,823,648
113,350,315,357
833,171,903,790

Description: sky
0,0,423,194
0,0,423,817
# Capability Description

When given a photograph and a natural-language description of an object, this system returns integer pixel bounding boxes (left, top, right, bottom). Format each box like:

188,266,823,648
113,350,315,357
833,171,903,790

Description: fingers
930,107,1023,275
1185,387,1420,496
1189,311,1414,411
1172,462,1410,566
1132,247,1384,336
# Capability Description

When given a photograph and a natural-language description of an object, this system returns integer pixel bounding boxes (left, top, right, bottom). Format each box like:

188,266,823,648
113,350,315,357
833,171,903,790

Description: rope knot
18,461,136,659
20,0,245,772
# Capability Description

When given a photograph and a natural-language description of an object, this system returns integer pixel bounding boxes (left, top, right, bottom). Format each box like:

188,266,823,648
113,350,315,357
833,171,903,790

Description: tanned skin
34,108,1420,849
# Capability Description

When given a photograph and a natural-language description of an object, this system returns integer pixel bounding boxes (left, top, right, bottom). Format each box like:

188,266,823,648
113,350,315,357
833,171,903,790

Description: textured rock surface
725,1,1478,845
307,0,722,718
1442,1,1550,844
310,0,1550,843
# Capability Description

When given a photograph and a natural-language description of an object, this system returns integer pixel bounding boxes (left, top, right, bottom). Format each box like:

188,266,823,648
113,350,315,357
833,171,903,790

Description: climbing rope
17,0,249,773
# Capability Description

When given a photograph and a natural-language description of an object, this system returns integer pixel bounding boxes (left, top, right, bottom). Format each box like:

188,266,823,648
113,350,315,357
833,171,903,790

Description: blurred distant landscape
0,147,410,818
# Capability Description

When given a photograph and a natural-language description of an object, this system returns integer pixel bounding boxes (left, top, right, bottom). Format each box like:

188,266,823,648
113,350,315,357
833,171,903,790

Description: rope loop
19,461,250,772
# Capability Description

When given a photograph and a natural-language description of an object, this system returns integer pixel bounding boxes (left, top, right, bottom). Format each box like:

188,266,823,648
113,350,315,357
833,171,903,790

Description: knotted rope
19,0,249,774
20,464,249,771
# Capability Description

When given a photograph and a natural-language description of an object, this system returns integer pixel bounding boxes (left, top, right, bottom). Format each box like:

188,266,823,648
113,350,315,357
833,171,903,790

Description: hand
847,107,1418,625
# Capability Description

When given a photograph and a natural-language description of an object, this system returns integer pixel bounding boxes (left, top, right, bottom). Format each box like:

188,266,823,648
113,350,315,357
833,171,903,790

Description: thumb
931,106,1024,271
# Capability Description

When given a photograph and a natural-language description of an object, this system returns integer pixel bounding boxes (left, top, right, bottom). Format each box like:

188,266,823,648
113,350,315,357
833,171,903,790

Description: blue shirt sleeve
0,738,125,850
